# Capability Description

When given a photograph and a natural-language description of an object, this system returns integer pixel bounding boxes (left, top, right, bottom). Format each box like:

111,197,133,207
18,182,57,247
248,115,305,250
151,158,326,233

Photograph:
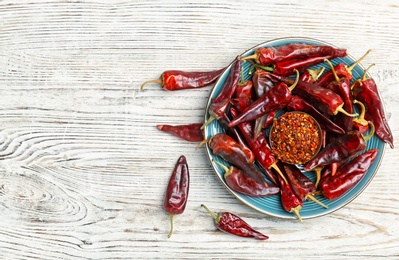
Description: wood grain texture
0,0,398,259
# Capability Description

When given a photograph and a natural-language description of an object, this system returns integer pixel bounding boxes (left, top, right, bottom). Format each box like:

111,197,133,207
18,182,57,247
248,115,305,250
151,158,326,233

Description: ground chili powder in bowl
269,111,322,165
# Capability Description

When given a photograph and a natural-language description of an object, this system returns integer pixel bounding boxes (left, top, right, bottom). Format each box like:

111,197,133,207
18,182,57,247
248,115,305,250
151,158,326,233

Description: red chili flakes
270,112,321,165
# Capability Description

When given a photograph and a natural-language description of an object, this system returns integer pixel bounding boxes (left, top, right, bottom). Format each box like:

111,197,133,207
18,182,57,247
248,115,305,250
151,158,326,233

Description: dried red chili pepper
229,107,284,185
230,97,253,112
352,64,394,148
287,95,345,134
268,73,357,117
228,70,299,128
242,43,347,66
352,100,369,134
156,123,204,142
203,57,241,128
207,133,265,184
283,164,327,208
299,67,325,83
213,160,279,197
201,204,269,240
324,59,354,133
164,155,190,238
276,169,303,222
320,149,378,200
304,124,375,172
141,67,224,91
316,49,371,87
234,80,254,99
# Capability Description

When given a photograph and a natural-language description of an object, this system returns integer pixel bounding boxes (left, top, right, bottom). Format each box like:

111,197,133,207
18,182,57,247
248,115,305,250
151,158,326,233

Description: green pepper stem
324,59,340,82
313,167,322,188
251,63,274,72
288,69,299,92
167,214,174,238
335,104,359,117
362,121,375,141
347,49,372,73
361,63,376,81
290,205,303,222
140,79,162,90
308,67,325,82
212,159,233,178
195,138,209,151
240,53,258,62
270,163,288,185
200,116,215,130
353,100,368,126
201,204,221,224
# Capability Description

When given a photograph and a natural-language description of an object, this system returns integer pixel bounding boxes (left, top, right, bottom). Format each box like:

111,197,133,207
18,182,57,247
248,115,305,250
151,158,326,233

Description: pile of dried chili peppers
144,41,393,236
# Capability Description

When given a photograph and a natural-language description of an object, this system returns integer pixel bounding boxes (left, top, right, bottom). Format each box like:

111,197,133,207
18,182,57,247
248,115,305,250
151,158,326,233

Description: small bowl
269,111,322,165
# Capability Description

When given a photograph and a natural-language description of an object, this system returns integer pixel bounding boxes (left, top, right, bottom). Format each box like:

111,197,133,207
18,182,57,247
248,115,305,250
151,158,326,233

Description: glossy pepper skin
276,170,303,222
287,95,345,134
156,123,204,142
164,155,190,238
320,149,378,200
246,43,347,66
304,131,368,171
141,67,225,91
228,82,293,127
207,57,242,121
201,204,269,240
213,160,279,197
208,133,265,184
352,77,394,148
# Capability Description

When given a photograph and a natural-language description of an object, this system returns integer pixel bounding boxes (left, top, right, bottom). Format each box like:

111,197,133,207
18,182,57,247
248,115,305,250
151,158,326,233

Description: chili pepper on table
320,149,379,200
206,133,265,184
213,160,279,197
156,123,204,142
267,73,358,117
286,95,345,134
316,49,371,87
228,70,299,128
304,123,375,172
202,57,242,128
201,204,269,240
282,164,327,208
229,107,285,185
276,169,303,222
164,155,190,238
141,67,224,91
242,43,347,66
352,100,369,134
324,59,354,133
352,64,394,148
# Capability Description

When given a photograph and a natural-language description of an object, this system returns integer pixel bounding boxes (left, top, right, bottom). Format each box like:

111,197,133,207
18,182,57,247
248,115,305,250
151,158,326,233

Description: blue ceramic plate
203,37,386,220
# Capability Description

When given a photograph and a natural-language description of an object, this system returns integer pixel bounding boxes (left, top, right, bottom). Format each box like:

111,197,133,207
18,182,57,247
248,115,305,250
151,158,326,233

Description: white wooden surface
0,1,398,259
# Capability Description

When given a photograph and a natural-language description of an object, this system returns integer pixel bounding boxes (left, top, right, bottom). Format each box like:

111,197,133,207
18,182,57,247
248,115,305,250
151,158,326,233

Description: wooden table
1,1,398,259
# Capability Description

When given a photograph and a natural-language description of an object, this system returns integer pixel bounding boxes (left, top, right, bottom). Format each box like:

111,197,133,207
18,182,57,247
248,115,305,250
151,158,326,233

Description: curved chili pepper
304,124,375,172
213,160,279,197
156,123,204,142
320,149,378,200
352,64,394,148
268,73,357,117
141,67,225,91
276,169,303,222
316,49,371,87
201,204,269,240
208,133,265,184
228,71,299,128
352,100,369,134
324,59,354,133
218,116,255,163
202,57,241,128
282,164,327,208
287,95,345,134
230,107,283,185
242,43,347,66
164,155,190,238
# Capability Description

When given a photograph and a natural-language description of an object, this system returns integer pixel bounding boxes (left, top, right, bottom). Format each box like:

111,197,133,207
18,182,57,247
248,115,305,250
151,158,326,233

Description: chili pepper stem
305,194,328,209
324,59,340,82
308,67,325,82
140,79,162,90
212,159,233,177
201,204,221,223
313,167,322,188
291,205,303,222
362,121,375,141
200,116,215,130
350,79,363,90
240,53,258,62
167,214,174,238
195,139,209,151
347,49,372,73
335,105,359,117
361,63,376,81
288,69,299,92
251,64,274,72
353,100,368,126
270,163,288,185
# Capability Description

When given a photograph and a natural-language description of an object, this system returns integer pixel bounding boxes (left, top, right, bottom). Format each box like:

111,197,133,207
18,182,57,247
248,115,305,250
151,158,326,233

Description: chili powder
270,112,321,165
